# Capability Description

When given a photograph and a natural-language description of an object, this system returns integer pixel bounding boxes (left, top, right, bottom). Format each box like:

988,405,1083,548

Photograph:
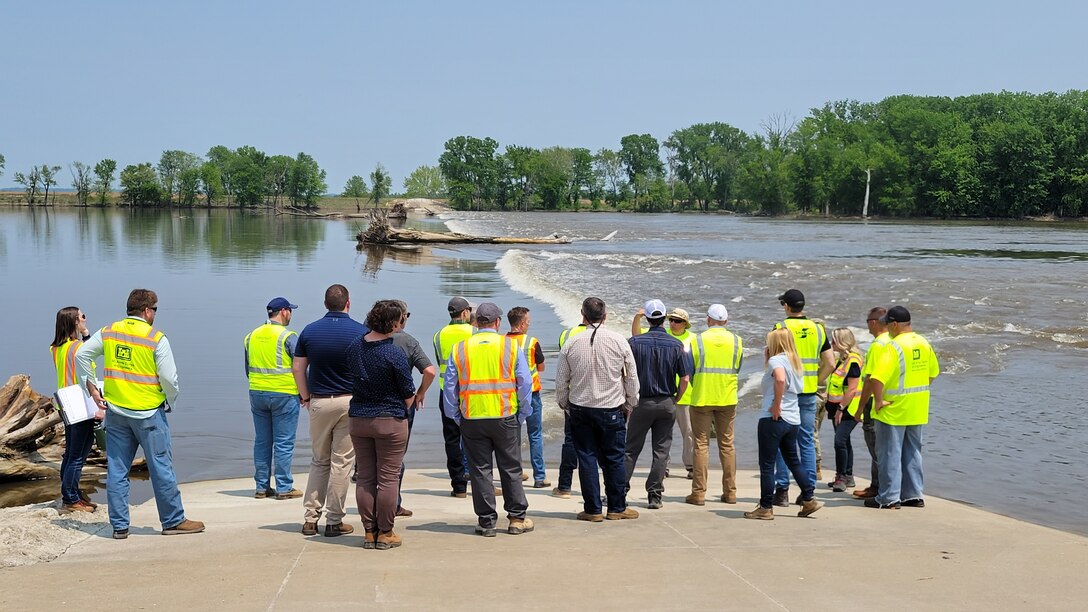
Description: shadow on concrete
405,521,473,535
90,525,159,538
258,522,306,534
217,489,260,498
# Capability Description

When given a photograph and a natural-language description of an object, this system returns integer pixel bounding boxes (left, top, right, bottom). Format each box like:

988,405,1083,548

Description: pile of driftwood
357,209,570,246
0,375,143,482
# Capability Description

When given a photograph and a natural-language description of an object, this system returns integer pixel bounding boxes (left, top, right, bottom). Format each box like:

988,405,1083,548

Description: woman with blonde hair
826,327,864,492
744,328,822,520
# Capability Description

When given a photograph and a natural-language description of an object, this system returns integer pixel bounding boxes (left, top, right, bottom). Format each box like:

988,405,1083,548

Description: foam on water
496,249,586,327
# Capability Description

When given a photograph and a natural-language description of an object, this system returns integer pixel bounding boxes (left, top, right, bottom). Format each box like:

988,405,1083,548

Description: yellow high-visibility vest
51,338,85,390
102,318,166,410
775,318,826,394
245,323,298,394
827,351,863,417
872,332,940,426
862,332,890,379
690,327,742,407
508,334,541,392
434,323,473,390
669,329,694,405
452,332,519,419
558,324,587,348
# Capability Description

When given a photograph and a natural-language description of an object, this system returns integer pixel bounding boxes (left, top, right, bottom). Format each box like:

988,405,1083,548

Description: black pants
557,411,579,491
623,396,675,498
460,416,528,528
833,409,858,477
438,394,469,493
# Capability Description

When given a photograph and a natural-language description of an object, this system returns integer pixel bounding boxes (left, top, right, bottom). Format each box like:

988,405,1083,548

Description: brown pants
350,416,408,533
690,405,736,500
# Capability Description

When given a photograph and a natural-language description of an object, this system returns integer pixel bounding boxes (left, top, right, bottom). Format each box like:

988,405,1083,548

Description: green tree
568,147,595,208
177,166,202,206
13,167,42,204
93,159,117,206
230,145,268,206
593,148,627,206
199,161,224,206
369,163,391,207
665,122,749,211
343,175,368,198
619,134,664,204
119,163,163,206
438,136,500,210
206,145,236,205
402,165,446,198
70,162,93,206
265,154,294,208
0,153,5,179
157,150,201,204
286,152,327,208
39,165,62,205
532,147,573,210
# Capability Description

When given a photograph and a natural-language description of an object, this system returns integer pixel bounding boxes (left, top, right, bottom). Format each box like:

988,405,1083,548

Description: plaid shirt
555,325,639,411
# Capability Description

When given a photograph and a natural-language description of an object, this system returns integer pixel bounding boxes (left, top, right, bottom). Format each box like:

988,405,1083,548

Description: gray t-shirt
760,353,803,425
392,331,432,373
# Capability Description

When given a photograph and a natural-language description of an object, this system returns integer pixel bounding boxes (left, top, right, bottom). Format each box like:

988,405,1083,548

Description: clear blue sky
2,1,1086,191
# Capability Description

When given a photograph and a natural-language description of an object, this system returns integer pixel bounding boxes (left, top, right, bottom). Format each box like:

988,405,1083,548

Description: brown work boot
521,472,529,481
551,487,572,499
163,519,205,535
720,495,737,504
78,491,98,510
375,530,401,550
743,506,774,520
395,507,414,517
275,488,303,500
301,521,318,536
576,511,604,522
60,500,95,514
798,499,823,517
853,486,878,499
605,508,639,520
362,530,377,549
495,487,503,497
254,489,275,499
508,517,535,534
684,494,705,506
325,522,355,537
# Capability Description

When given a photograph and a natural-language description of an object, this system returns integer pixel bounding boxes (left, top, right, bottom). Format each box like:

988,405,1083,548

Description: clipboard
53,383,99,426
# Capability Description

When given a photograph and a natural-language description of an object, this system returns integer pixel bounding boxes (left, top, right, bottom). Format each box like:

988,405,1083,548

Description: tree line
435,90,1088,218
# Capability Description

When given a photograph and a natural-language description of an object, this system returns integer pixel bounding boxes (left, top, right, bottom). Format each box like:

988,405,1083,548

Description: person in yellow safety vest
506,306,551,488
51,306,104,513
865,305,939,510
632,306,696,479
825,327,864,493
684,303,743,506
245,297,302,501
551,322,587,499
853,307,891,498
771,289,836,507
76,288,204,539
433,296,475,497
442,302,535,537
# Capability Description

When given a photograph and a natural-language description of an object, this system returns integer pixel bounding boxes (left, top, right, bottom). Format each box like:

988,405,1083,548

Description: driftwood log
357,209,570,246
0,374,144,482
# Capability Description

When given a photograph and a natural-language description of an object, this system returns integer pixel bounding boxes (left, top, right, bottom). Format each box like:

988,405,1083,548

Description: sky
2,1,1086,192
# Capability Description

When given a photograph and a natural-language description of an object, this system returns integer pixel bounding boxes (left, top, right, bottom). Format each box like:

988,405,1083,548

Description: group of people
51,284,938,545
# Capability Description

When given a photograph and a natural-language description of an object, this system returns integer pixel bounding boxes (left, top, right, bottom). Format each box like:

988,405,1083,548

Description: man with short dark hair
443,302,535,537
624,299,692,509
293,284,365,537
245,297,302,500
866,306,939,510
506,306,549,488
76,289,204,539
433,296,475,497
772,289,835,507
556,297,640,522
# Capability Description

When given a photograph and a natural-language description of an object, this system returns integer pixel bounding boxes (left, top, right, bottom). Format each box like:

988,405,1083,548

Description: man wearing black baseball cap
433,296,475,497
771,289,835,507
866,305,940,510
245,297,302,500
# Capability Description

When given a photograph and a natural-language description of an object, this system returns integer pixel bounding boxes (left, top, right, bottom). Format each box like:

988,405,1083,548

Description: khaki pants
674,404,693,470
303,396,355,524
690,405,736,501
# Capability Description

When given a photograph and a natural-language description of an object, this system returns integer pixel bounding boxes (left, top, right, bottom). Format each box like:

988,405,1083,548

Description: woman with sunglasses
50,307,105,513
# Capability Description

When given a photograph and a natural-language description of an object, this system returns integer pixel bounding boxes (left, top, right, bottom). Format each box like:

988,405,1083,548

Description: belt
310,393,351,399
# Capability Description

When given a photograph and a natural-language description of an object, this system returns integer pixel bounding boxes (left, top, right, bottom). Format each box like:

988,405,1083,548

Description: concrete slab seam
659,516,789,611
267,540,308,611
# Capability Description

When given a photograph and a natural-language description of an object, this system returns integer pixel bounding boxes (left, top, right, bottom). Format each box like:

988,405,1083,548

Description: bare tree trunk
862,168,872,218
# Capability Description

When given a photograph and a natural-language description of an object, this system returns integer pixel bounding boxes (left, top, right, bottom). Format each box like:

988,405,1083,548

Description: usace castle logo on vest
115,345,133,362
912,348,921,360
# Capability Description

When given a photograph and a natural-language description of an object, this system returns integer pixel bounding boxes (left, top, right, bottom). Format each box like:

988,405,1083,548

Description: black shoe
474,525,497,538
864,498,900,509
772,488,789,507
112,528,129,540
901,498,925,508
647,496,662,510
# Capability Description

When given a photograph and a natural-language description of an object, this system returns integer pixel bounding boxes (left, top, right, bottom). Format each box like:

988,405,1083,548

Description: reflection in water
437,255,503,299
358,244,432,277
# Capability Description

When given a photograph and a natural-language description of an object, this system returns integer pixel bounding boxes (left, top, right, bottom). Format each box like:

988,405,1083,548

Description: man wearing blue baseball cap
245,297,302,500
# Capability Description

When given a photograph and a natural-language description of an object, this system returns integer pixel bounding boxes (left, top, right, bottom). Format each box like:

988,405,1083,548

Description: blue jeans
875,421,924,505
569,406,628,514
524,392,546,482
774,393,817,490
105,409,186,531
60,420,96,504
757,417,815,508
250,391,301,494
557,411,578,491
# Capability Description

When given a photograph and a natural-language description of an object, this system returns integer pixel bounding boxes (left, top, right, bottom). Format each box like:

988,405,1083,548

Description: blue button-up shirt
628,326,693,398
442,329,533,423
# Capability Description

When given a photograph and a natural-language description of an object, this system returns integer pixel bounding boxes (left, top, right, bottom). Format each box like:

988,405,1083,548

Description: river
1,207,1085,535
